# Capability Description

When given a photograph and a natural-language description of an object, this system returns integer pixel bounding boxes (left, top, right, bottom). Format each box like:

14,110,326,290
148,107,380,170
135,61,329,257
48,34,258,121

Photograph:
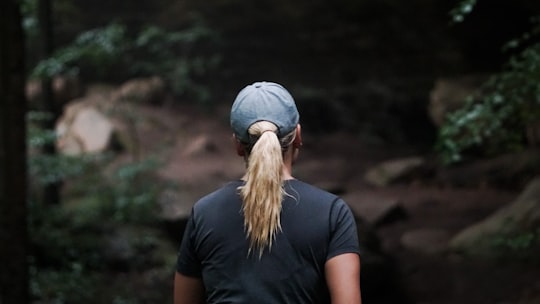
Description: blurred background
2,0,540,303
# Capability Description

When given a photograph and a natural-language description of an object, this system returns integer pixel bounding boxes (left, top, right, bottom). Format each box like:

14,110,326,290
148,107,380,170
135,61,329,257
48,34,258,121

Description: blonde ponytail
239,121,295,257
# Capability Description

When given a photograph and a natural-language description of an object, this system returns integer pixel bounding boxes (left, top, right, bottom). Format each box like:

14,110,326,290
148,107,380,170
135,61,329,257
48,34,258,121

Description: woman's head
230,81,300,257
230,82,299,144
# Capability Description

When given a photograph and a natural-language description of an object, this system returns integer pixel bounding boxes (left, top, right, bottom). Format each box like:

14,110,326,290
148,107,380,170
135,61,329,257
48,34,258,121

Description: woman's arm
174,272,205,304
325,253,362,304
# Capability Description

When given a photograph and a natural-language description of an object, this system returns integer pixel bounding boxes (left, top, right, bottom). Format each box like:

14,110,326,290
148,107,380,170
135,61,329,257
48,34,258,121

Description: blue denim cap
230,81,299,143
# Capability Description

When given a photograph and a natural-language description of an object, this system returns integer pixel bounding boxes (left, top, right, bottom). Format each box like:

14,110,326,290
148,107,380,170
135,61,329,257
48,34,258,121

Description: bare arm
325,253,362,304
174,272,205,304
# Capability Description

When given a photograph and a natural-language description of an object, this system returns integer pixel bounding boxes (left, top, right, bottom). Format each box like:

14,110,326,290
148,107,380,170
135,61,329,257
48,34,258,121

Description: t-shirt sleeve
327,198,361,260
176,208,202,277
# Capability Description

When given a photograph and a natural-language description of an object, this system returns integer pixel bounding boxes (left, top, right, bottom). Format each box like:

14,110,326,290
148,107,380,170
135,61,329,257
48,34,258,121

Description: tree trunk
38,0,61,205
0,0,29,303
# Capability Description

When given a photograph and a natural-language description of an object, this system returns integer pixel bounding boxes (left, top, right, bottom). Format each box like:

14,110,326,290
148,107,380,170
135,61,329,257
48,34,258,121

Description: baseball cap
230,81,300,143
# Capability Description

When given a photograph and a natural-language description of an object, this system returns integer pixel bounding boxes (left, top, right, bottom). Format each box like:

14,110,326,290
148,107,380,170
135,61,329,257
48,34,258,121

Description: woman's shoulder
193,180,243,211
285,179,340,205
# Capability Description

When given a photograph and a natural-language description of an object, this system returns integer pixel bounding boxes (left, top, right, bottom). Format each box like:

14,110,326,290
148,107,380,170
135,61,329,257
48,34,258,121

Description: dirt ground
134,100,539,304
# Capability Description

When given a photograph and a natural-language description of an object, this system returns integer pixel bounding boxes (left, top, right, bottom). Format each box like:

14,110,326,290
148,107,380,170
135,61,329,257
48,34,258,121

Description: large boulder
449,176,540,258
56,100,114,155
364,156,425,187
112,76,167,105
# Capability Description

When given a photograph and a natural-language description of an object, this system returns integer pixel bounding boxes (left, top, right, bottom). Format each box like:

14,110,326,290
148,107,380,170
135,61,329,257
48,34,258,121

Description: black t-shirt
176,179,360,304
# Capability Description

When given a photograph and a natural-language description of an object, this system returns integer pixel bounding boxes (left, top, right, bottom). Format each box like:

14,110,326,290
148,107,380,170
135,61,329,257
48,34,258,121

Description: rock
112,76,166,105
401,228,451,254
364,156,425,187
157,188,205,244
428,75,485,127
449,176,540,257
182,135,217,157
347,195,407,228
26,75,83,110
436,149,540,189
56,102,114,155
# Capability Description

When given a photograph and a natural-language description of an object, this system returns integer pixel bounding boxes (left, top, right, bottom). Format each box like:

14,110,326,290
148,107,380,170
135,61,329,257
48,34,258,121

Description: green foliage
30,22,220,103
491,228,540,262
21,0,38,36
27,110,172,297
26,112,57,148
26,111,106,187
29,153,105,185
449,0,477,23
129,24,221,103
26,110,167,222
99,158,164,223
28,146,173,302
436,17,540,164
42,156,165,225
32,24,129,79
29,197,174,303
30,261,100,304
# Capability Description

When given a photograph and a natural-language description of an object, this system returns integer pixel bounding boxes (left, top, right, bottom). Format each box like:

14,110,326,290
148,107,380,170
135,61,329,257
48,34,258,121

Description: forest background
2,0,540,303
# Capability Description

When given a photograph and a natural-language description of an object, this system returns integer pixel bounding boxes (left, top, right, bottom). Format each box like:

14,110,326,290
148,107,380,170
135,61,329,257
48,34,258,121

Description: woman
174,81,361,304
